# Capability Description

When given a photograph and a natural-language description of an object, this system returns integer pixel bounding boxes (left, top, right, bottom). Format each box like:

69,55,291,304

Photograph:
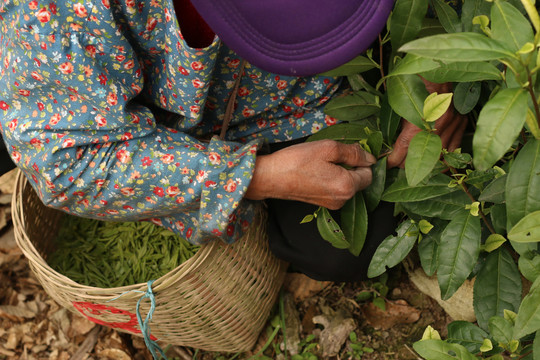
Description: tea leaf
372,297,386,311
306,122,371,143
520,0,540,32
399,33,515,62
461,0,491,32
479,175,507,204
473,88,528,170
387,54,440,78
379,93,402,144
390,0,429,51
424,93,453,123
508,210,540,242
464,168,499,186
418,220,446,276
387,74,428,129
519,254,540,282
364,157,387,212
506,139,540,228
420,61,503,83
444,151,473,169
447,321,489,354
432,0,461,33
480,339,493,352
402,191,471,220
316,207,349,249
367,220,418,278
491,203,508,234
514,276,540,339
382,173,457,202
324,92,380,121
473,248,522,330
453,82,482,115
405,131,443,186
492,0,534,52
526,108,540,140
422,325,442,340
320,55,377,76
484,234,507,253
413,339,477,360
489,316,514,344
341,192,368,256
438,211,481,300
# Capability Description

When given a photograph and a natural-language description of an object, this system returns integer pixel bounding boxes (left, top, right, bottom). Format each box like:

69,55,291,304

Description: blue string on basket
137,280,168,360
107,280,168,360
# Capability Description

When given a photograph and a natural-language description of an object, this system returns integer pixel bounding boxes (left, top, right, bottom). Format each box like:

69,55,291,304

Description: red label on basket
72,301,157,340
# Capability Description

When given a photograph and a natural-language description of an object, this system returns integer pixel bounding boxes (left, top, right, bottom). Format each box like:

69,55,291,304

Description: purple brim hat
190,0,394,76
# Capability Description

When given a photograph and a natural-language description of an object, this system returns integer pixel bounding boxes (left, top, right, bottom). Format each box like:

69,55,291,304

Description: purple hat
190,0,394,76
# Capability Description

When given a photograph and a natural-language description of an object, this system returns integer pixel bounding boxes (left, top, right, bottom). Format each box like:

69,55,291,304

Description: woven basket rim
12,170,217,294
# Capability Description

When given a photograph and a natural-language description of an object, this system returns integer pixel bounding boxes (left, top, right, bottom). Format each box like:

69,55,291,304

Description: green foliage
49,215,199,287
309,0,540,358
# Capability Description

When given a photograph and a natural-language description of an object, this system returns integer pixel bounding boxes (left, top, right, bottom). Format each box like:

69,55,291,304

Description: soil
0,170,452,360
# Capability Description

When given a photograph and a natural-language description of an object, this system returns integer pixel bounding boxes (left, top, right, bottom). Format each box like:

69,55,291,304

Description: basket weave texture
12,171,287,352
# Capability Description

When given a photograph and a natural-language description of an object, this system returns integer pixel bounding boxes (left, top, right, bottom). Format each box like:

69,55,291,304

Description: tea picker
0,0,435,356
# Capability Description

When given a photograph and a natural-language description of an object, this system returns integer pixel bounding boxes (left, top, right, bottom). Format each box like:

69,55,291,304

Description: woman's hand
387,81,468,169
246,140,376,209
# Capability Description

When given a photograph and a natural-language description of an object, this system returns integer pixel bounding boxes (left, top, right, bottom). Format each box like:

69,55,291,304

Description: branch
442,159,497,235
527,74,540,128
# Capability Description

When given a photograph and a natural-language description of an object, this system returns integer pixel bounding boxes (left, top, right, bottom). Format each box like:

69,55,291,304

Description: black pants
265,139,397,282
266,199,396,282
0,148,15,177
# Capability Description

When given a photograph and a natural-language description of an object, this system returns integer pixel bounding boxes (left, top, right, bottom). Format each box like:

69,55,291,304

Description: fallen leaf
0,305,36,322
70,315,97,336
407,267,476,322
313,309,357,357
283,273,332,302
5,331,20,350
301,303,318,334
0,347,16,357
0,194,11,205
283,293,301,355
361,299,421,330
0,227,16,251
0,169,17,194
98,348,132,360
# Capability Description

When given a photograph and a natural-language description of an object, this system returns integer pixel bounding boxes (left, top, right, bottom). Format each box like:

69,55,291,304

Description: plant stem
527,74,540,128
246,325,281,360
279,289,288,360
517,350,533,359
379,34,386,91
442,159,497,234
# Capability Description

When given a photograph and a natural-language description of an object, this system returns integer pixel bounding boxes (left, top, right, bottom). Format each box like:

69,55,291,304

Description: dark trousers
0,148,15,177
265,139,397,282
266,199,396,282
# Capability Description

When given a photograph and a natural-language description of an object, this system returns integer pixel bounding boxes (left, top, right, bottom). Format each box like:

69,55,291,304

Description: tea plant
312,0,540,358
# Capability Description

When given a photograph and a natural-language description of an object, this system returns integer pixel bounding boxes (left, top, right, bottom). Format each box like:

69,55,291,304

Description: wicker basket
12,171,287,352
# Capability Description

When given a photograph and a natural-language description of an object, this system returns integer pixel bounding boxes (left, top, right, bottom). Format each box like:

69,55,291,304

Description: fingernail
366,153,376,164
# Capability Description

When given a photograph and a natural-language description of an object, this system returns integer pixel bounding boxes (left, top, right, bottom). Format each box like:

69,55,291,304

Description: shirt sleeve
0,28,259,245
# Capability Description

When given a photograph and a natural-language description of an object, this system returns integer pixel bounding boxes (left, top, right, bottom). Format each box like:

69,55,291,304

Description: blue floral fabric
0,0,342,244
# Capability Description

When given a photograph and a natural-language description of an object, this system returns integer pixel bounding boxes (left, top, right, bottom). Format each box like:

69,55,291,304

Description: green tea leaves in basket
48,215,199,288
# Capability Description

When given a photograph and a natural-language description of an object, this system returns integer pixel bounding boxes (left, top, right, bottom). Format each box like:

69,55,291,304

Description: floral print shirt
0,0,342,244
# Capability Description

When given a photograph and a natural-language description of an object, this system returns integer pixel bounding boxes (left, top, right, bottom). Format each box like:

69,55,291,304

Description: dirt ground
0,170,453,360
